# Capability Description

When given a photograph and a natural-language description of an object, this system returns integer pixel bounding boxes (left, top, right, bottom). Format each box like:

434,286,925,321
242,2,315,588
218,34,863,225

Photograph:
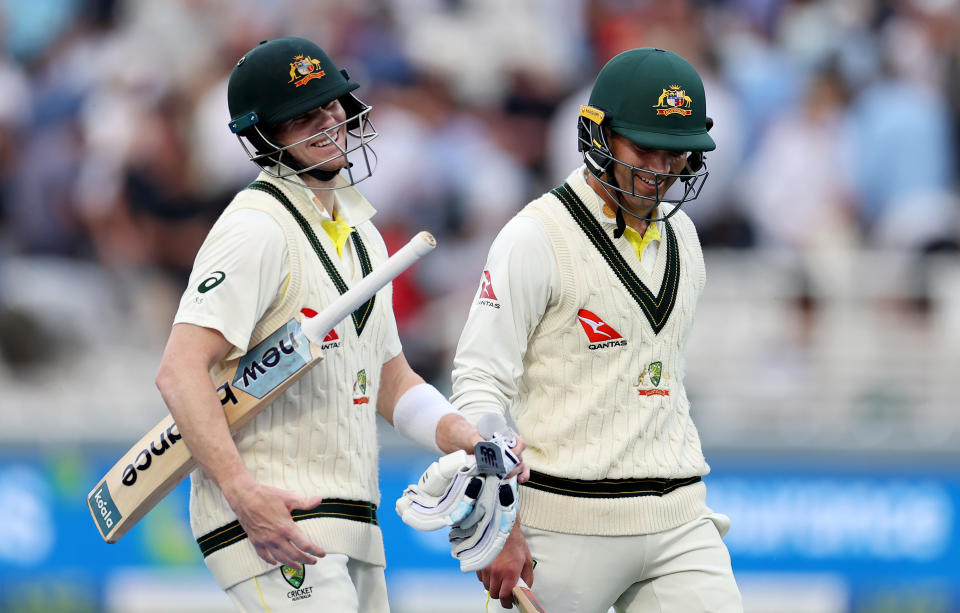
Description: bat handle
300,231,436,343
512,578,548,613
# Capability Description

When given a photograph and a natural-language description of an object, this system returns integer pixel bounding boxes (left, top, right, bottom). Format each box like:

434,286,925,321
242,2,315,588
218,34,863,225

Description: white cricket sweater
176,172,401,589
452,166,710,535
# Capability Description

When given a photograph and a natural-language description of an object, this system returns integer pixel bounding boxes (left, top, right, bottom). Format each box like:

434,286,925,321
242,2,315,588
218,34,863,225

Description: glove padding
449,475,518,572
396,450,485,531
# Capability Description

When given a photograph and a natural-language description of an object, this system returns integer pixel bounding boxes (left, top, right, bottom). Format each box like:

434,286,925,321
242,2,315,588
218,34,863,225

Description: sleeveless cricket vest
513,172,710,536
190,173,395,589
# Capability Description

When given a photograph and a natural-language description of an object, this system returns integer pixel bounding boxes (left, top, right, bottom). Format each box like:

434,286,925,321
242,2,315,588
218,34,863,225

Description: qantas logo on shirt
477,270,500,309
321,328,341,349
577,309,628,350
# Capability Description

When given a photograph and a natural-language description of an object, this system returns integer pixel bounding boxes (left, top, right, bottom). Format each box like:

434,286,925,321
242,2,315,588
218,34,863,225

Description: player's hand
477,525,533,609
436,414,530,483
504,434,530,484
224,480,326,569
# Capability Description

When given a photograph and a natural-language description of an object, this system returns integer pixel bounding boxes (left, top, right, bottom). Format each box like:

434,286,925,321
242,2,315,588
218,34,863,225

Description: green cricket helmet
578,48,715,225
227,37,378,189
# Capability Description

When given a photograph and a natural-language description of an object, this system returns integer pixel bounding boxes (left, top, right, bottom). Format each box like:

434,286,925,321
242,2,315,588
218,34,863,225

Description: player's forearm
378,353,483,453
435,413,484,454
155,364,253,496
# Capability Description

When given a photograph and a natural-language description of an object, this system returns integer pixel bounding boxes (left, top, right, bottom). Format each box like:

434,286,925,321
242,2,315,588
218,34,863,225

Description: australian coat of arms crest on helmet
652,85,693,116
288,54,325,87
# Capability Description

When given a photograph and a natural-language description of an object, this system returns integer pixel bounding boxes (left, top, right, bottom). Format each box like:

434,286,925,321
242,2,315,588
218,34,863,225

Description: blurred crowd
0,0,958,384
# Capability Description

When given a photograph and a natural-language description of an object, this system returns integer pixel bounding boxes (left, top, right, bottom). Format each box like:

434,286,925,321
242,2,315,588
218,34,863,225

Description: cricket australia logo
288,54,325,87
353,369,370,405
652,85,693,116
281,565,313,601
635,361,670,396
281,565,304,588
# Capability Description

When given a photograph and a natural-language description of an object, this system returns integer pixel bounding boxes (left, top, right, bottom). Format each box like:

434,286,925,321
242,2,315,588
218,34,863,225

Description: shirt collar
292,173,377,227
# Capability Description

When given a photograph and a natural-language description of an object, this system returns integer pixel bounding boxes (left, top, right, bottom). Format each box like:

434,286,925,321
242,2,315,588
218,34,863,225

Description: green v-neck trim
247,180,375,337
550,182,680,335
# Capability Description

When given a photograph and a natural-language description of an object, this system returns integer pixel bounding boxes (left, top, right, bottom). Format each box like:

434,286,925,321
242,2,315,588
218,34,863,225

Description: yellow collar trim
621,222,661,262
321,211,355,258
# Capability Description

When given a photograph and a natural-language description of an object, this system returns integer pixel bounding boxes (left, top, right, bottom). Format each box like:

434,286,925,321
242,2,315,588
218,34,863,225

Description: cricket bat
513,579,547,613
87,231,437,543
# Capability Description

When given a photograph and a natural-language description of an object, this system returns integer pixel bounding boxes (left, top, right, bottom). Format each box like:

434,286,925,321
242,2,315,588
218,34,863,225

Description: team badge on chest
353,369,370,405
635,361,670,396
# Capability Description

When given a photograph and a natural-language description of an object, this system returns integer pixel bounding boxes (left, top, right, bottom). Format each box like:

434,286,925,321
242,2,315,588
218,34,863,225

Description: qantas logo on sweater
321,328,341,350
477,270,500,309
577,309,627,349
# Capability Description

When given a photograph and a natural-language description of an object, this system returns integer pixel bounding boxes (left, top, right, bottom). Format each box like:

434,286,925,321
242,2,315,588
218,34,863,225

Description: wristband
393,383,458,453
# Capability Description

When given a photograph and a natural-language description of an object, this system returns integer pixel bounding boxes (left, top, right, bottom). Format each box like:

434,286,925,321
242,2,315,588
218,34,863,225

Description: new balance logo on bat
577,309,627,349
232,319,313,399
121,422,183,486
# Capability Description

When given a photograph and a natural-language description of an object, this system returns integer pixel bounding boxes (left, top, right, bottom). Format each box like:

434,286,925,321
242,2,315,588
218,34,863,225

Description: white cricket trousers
489,512,742,613
225,553,389,612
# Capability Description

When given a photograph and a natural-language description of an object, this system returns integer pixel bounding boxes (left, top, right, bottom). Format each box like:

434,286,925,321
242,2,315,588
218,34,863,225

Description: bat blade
87,315,322,543
512,581,547,613
87,231,436,543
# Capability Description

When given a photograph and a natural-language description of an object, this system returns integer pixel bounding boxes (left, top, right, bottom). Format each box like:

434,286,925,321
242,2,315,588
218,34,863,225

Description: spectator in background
739,61,858,251
849,1,959,251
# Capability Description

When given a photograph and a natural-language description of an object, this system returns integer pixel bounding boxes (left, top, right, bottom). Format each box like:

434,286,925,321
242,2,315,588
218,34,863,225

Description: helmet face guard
578,105,709,221
227,37,378,190
234,93,379,191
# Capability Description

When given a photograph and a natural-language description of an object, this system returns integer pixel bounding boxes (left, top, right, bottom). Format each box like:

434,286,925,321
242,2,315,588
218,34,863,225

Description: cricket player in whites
154,37,509,612
450,48,743,612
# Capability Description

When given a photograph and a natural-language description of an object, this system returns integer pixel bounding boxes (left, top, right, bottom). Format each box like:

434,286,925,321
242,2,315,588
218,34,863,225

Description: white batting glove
396,450,484,531
449,474,518,572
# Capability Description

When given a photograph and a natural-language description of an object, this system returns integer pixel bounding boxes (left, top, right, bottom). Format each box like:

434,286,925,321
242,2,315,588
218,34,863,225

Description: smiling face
269,99,350,174
606,132,689,215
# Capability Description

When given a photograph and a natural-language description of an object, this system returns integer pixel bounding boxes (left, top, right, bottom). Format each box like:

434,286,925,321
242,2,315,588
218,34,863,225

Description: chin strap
305,163,349,182
613,205,626,239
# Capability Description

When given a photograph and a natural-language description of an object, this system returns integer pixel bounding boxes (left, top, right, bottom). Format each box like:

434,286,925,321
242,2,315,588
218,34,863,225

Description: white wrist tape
393,383,457,453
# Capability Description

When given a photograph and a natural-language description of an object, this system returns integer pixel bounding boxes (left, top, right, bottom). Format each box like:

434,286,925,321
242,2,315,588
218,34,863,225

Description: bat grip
301,231,436,343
